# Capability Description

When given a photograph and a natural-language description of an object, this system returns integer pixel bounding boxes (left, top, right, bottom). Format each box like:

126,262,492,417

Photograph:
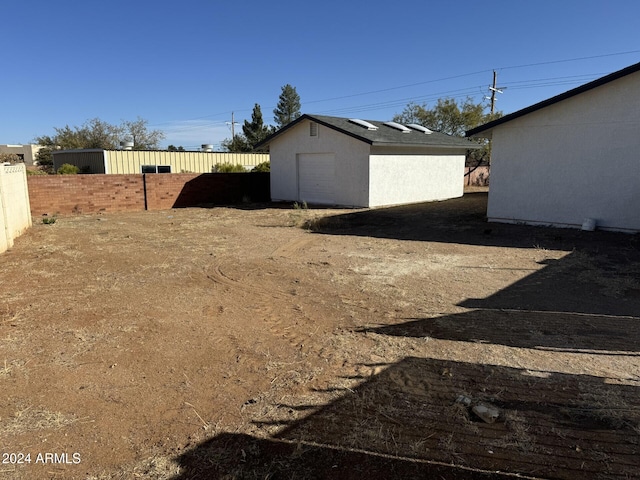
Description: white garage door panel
298,153,335,204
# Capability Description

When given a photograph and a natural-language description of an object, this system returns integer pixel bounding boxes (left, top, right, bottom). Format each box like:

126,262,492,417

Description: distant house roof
256,114,479,150
466,61,640,138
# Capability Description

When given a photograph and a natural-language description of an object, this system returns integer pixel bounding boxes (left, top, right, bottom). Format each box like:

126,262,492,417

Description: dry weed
1,406,77,436
494,411,536,453
575,388,639,429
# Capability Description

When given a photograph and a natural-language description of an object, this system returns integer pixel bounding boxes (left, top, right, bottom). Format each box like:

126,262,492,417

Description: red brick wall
28,175,145,215
145,173,270,210
27,173,271,216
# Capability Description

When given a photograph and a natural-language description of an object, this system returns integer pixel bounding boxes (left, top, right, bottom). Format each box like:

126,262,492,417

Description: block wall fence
27,173,270,216
1,164,32,253
464,166,490,186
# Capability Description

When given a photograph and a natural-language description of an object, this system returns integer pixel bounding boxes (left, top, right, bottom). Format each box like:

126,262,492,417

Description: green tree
0,153,22,164
57,163,80,174
394,97,500,137
34,146,54,170
120,117,165,150
242,104,272,148
251,161,270,172
221,134,251,153
167,145,185,151
394,97,502,163
273,84,301,129
211,162,246,173
34,117,164,152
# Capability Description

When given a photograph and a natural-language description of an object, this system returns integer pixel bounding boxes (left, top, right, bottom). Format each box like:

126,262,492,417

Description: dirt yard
1,191,639,479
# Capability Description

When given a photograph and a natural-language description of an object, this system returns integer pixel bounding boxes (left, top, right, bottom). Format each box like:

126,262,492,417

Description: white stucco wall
487,71,640,232
269,119,370,206
368,149,465,207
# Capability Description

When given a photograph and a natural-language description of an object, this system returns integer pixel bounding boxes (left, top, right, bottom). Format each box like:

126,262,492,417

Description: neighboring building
467,62,640,233
52,149,269,174
0,144,43,166
256,114,478,208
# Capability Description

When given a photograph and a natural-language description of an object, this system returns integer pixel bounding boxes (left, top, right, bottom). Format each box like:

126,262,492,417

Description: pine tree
242,104,271,147
273,84,301,129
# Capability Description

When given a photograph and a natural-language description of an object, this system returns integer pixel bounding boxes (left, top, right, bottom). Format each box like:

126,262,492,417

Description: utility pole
489,70,505,115
231,112,235,138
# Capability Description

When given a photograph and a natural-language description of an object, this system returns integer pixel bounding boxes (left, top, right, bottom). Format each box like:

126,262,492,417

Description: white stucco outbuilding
257,114,478,208
467,62,640,233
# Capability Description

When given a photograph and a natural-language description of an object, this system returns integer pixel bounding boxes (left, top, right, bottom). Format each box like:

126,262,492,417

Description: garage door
298,153,335,205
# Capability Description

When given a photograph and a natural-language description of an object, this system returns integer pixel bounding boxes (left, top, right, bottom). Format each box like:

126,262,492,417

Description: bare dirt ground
1,190,639,479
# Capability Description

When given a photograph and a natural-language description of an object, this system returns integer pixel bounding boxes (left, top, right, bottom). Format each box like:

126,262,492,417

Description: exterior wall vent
383,121,412,133
348,118,378,130
310,122,318,136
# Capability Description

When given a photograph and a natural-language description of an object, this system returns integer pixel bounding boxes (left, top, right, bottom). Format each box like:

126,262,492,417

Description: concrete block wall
0,164,32,253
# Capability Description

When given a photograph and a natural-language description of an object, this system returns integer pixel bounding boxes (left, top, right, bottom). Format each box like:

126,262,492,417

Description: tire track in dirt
204,262,286,299
254,301,311,352
270,235,316,259
203,258,313,352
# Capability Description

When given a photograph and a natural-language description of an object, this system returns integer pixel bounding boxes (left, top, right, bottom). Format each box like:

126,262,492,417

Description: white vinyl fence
0,163,32,253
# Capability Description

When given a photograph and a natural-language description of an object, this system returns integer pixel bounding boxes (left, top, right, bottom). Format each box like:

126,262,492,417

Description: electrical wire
154,49,640,132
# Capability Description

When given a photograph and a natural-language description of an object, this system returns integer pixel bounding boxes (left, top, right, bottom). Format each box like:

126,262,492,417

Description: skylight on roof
383,121,412,133
407,124,433,134
349,118,378,130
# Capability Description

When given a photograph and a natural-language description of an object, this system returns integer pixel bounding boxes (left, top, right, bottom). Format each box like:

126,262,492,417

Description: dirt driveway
1,191,639,479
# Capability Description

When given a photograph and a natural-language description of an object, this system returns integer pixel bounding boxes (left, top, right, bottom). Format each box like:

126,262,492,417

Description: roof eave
53,149,106,154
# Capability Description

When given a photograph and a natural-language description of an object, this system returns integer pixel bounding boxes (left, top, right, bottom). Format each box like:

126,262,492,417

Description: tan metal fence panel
105,151,269,174
0,163,32,253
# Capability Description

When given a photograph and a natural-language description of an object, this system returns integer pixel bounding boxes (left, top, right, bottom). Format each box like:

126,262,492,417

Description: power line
495,49,640,72
158,49,640,132
304,50,640,106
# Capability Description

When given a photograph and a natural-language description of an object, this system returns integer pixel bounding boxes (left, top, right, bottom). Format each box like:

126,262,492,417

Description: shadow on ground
170,193,640,479
361,248,640,354
172,358,639,479
305,192,639,251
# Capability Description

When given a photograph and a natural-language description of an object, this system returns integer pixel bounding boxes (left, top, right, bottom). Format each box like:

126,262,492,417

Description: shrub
211,163,246,173
0,153,22,164
251,161,270,173
26,168,49,175
57,163,80,174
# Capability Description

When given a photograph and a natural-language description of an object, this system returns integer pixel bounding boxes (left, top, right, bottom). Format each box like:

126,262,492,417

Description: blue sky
3,0,640,149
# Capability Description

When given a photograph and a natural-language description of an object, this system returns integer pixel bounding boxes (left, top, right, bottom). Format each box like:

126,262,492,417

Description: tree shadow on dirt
171,357,639,479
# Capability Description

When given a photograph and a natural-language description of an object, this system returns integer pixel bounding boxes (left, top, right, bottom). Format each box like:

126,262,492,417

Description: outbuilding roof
256,114,479,150
466,61,640,138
